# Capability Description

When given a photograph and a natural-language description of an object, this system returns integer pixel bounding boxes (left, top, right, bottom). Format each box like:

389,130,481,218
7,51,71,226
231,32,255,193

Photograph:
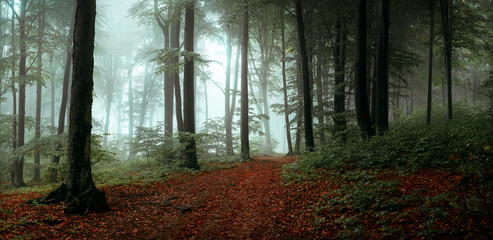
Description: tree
295,0,314,151
182,0,199,170
333,17,348,139
280,9,293,156
33,0,110,214
239,1,251,161
353,0,372,139
171,7,184,132
440,0,453,120
153,0,174,137
375,0,390,135
11,0,28,188
426,0,435,125
52,1,75,182
33,0,46,182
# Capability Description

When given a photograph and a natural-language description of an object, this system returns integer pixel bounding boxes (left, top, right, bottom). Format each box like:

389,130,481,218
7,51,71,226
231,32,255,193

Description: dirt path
2,156,327,239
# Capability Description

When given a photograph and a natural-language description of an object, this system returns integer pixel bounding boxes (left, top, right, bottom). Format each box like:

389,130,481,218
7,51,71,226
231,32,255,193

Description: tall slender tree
426,0,435,125
280,9,293,156
239,1,251,161
154,0,174,137
12,0,28,188
52,2,75,182
33,0,46,182
182,0,199,170
440,0,453,120
295,0,314,151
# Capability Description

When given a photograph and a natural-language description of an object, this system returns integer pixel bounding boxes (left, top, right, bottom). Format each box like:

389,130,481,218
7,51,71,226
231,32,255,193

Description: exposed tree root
27,183,110,215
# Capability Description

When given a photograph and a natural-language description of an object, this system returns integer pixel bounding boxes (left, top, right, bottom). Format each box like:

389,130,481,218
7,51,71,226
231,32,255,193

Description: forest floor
0,156,484,239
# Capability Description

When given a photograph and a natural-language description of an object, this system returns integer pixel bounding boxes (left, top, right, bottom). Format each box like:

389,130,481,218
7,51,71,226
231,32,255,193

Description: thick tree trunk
375,0,390,135
281,11,294,156
12,0,28,188
295,0,314,151
440,0,453,120
33,0,46,182
354,0,373,140
239,2,250,161
52,3,75,182
426,0,434,125
182,2,199,170
33,0,110,215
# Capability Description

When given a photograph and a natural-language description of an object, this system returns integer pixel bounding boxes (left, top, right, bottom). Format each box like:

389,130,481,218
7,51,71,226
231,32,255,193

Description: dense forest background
1,0,493,238
0,0,491,182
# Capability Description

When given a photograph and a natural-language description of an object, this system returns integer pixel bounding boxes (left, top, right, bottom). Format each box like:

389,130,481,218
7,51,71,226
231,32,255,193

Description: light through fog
92,0,288,153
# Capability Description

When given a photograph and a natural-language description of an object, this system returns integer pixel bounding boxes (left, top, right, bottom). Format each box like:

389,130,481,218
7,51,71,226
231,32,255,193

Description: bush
290,104,493,171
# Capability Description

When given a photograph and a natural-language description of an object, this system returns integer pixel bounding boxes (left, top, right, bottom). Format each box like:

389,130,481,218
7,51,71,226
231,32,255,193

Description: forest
1,0,493,238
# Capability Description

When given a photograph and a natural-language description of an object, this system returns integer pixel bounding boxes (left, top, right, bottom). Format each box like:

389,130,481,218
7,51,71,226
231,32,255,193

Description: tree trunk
33,0,46,182
426,0,434,125
295,0,314,151
281,11,294,156
182,2,199,170
50,55,56,135
440,0,453,120
225,31,234,155
52,3,75,182
239,2,250,161
333,18,347,140
33,0,110,215
139,62,150,127
128,57,134,160
12,0,28,188
294,58,303,154
354,0,373,140
171,9,183,133
155,0,173,137
375,0,390,135
10,0,17,177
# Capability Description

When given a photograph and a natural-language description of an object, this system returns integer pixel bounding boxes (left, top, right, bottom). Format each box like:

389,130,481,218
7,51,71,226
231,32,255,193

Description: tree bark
295,0,314,151
240,2,251,161
52,2,75,182
225,31,234,155
440,0,453,120
426,0,434,125
33,0,46,182
33,0,110,215
354,0,373,140
12,0,28,188
154,0,173,137
128,57,134,160
182,1,199,170
375,0,390,135
281,11,294,156
333,18,347,140
171,9,183,133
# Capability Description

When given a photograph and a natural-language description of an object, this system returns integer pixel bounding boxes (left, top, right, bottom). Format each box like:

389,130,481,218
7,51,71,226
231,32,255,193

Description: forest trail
0,156,330,239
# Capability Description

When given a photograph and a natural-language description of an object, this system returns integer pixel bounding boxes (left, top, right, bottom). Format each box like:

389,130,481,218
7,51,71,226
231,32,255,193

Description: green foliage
291,104,493,171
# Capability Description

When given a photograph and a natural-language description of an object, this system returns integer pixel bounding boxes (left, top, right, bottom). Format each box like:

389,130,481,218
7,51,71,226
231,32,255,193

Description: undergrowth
285,104,493,238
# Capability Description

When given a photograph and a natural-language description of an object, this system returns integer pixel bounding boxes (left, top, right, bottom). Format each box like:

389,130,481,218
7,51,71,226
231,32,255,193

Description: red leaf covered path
0,156,469,239
0,156,330,239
